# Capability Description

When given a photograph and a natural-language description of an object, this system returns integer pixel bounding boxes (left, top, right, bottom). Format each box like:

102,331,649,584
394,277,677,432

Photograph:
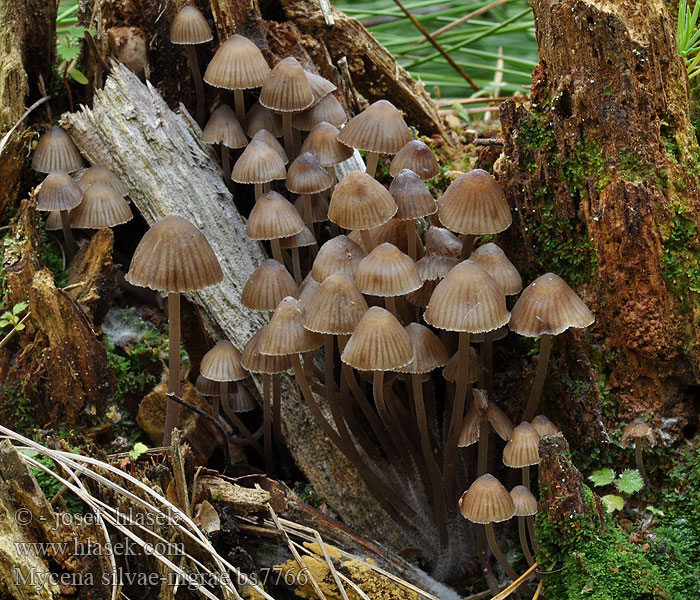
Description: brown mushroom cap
70,181,133,228
620,419,656,448
389,139,440,180
170,5,213,45
125,215,223,292
328,171,397,231
305,70,336,106
510,485,538,516
259,297,323,356
488,402,514,441
201,341,248,382
388,169,438,220
415,251,460,282
426,226,462,257
458,399,482,448
45,211,63,231
285,152,333,195
394,323,448,374
300,122,353,167
405,280,439,308
424,260,510,333
340,306,413,371
32,126,83,174
337,99,411,154
251,129,288,164
293,93,348,131
246,101,283,138
279,226,316,249
37,171,82,212
228,385,259,413
294,193,328,223
509,273,594,337
78,165,129,196
458,473,515,524
242,259,298,311
503,422,541,468
297,273,320,311
354,242,422,297
438,169,512,235
303,273,368,335
241,327,292,374
231,140,286,184
470,243,522,296
204,34,270,90
312,235,366,282
443,346,480,383
531,414,561,438
471,325,509,343
247,191,304,240
195,374,221,396
201,105,248,149
260,57,313,113
350,219,424,258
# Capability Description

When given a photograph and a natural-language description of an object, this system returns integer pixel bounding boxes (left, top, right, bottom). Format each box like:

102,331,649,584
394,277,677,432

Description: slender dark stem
635,440,650,488
272,374,284,452
522,334,553,422
186,45,206,128
164,292,181,446
407,220,418,261
385,296,398,317
233,89,246,129
291,247,302,284
263,373,273,472
221,146,232,189
215,381,225,421
302,194,314,233
481,333,494,399
59,209,77,258
460,234,476,260
522,465,539,553
221,402,265,456
254,183,263,199
365,152,379,178
270,237,285,265
518,516,535,566
485,522,520,582
340,366,380,461
282,113,295,161
372,371,410,469
477,526,500,595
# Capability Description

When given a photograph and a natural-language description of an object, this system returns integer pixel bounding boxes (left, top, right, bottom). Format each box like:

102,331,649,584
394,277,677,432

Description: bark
63,62,409,551
498,0,700,446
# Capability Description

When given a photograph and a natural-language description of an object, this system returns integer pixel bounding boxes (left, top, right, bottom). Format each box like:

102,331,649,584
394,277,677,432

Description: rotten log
63,62,411,551
498,0,700,447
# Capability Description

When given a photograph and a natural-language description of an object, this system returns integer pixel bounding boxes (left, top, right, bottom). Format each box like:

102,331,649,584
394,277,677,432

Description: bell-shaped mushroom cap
312,235,366,282
294,93,348,131
443,346,480,383
488,402,514,441
286,152,333,194
459,473,515,524
503,422,541,468
170,5,213,45
125,215,223,292
45,211,63,231
227,386,259,413
300,122,353,166
298,273,320,311
405,280,439,308
425,260,510,333
426,226,462,257
394,323,448,374
340,306,413,371
78,165,129,196
620,419,656,448
354,242,422,297
294,193,328,223
37,171,82,211
305,70,336,106
531,414,561,438
351,219,423,258
337,99,411,154
388,169,438,220
304,273,368,335
510,485,538,516
247,191,304,240
470,243,522,296
201,341,248,382
204,34,270,90
241,327,292,374
260,297,323,356
231,140,286,184
70,182,133,228
260,57,313,113
246,101,283,138
328,171,397,231
471,325,509,343
279,226,316,249
195,374,220,396
242,259,298,311
438,169,512,235
389,140,440,180
509,273,594,337
415,251,459,282
201,105,248,149
251,129,288,164
32,127,83,174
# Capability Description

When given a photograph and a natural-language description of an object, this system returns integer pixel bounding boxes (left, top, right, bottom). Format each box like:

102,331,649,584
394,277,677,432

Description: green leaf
589,468,615,487
69,68,88,85
15,323,25,332
58,42,81,63
129,442,149,460
12,302,28,316
19,449,39,458
615,469,644,495
0,319,9,328
646,505,665,517
601,494,625,513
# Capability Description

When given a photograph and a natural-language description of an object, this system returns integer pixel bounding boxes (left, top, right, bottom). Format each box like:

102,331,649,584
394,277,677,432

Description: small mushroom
390,139,440,181
510,485,538,566
620,418,656,488
36,171,82,256
311,235,366,282
32,126,83,174
231,140,287,199
200,105,247,185
246,191,304,265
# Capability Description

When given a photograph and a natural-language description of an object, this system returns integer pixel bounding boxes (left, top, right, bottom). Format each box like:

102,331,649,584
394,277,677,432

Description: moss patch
659,203,700,310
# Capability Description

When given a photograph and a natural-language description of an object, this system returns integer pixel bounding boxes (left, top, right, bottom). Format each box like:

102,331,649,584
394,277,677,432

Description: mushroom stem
412,372,449,548
444,331,471,498
272,373,284,453
340,367,381,461
263,373,273,472
323,335,346,440
302,194,314,233
59,209,78,258
459,234,476,260
270,237,285,265
365,151,380,178
384,296,397,318
282,113,295,161
407,220,418,261
185,45,206,128
522,334,553,422
484,522,520,582
291,247,302,284
215,381,225,421
480,332,494,399
518,516,535,566
164,292,181,446
221,146,231,187
233,89,247,129
254,183,263,199
360,229,374,253
522,465,538,552
223,404,265,457
635,438,650,488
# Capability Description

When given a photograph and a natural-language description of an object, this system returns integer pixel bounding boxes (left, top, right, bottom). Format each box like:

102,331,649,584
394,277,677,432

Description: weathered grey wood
62,63,409,551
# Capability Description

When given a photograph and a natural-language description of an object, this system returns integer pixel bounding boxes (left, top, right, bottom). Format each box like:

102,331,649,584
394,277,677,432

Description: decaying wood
63,63,410,550
498,0,700,445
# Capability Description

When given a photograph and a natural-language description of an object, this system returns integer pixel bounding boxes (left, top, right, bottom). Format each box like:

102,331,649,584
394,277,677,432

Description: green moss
618,148,652,182
659,203,700,310
0,382,38,430
562,135,610,197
